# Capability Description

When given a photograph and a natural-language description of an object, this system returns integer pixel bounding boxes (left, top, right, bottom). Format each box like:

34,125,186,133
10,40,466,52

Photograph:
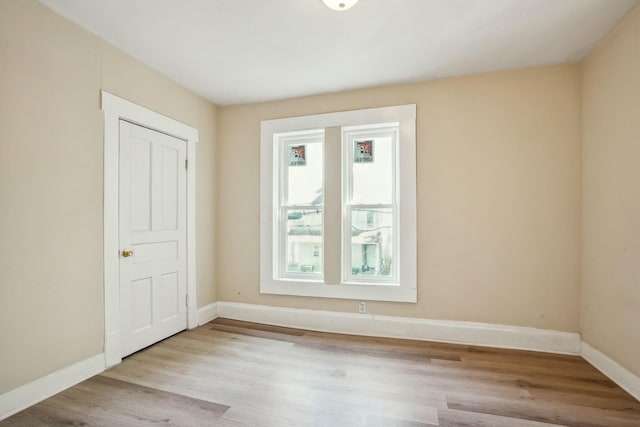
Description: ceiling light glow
322,0,359,11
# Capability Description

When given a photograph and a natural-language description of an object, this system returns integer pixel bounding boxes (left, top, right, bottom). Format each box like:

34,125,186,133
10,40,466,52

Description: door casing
101,91,198,368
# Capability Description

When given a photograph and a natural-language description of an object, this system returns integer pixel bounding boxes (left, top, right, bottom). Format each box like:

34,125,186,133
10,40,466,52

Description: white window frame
260,105,417,303
276,130,325,282
342,125,399,285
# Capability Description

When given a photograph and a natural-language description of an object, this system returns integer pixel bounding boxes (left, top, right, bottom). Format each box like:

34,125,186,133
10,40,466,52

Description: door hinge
185,294,189,306
185,159,188,170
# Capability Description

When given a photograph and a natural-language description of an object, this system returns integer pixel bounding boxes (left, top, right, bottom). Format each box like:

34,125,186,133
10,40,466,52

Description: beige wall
582,5,640,377
217,64,582,332
0,0,217,394
3,0,636,401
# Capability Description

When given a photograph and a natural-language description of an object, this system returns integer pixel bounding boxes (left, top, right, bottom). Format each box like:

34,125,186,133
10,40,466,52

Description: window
260,105,416,302
344,126,398,284
278,130,324,279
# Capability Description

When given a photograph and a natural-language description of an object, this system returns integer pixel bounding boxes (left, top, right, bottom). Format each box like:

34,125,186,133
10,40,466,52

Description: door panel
129,138,152,231
132,241,178,264
159,144,179,230
131,277,153,332
119,120,187,357
160,272,180,321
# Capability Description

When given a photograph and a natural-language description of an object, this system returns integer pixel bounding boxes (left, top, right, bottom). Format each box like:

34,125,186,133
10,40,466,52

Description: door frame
101,91,198,368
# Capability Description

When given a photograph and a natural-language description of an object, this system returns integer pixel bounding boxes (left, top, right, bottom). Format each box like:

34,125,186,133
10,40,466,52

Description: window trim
260,104,417,303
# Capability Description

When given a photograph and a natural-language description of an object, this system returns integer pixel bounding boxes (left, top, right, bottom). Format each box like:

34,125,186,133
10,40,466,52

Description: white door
119,120,188,357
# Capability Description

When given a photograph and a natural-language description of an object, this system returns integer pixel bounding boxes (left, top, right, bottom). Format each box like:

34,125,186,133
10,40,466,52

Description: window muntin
343,126,399,284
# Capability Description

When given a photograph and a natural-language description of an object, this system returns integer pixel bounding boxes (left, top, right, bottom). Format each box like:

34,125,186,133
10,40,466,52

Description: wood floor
3,318,640,426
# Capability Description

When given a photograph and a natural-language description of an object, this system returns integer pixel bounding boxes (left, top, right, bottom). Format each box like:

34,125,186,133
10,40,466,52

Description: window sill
341,280,399,287
260,279,417,303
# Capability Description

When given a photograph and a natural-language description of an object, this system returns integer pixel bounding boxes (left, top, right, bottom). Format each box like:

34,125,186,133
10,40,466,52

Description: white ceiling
39,0,638,106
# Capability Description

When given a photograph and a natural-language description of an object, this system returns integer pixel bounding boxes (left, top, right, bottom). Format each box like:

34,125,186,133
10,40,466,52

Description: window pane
285,208,323,274
352,136,393,204
350,208,393,277
287,141,323,205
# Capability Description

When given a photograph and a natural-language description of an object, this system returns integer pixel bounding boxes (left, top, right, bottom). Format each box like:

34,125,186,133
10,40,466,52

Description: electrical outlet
358,301,367,313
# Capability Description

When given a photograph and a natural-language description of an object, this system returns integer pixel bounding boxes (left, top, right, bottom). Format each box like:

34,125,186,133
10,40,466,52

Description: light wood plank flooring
3,318,640,426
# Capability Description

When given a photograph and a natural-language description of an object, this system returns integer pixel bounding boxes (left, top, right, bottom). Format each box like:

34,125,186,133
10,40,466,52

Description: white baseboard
4,306,637,421
197,302,219,326
0,353,105,421
104,331,122,368
582,342,640,401
216,302,582,355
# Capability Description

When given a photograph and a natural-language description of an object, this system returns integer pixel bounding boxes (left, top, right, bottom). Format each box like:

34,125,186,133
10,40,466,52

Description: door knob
122,249,134,258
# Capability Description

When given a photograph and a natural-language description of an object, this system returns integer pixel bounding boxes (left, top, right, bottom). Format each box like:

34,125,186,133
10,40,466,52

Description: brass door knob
122,249,134,258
